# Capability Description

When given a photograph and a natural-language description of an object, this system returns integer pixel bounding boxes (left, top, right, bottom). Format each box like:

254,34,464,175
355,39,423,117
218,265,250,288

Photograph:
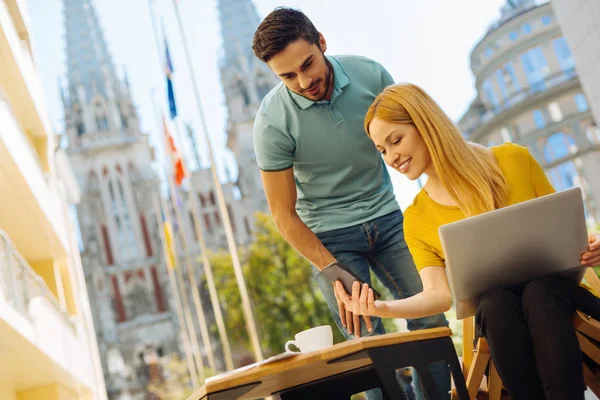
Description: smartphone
321,262,382,300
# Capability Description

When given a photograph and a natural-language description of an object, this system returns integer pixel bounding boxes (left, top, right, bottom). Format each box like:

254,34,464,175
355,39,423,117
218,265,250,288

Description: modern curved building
458,0,600,224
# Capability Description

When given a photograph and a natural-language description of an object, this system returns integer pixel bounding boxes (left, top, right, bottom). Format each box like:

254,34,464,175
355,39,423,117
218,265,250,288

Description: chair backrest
584,268,600,294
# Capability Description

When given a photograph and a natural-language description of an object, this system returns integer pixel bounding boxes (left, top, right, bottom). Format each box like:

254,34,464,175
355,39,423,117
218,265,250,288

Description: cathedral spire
62,0,142,150
217,0,262,64
63,0,120,102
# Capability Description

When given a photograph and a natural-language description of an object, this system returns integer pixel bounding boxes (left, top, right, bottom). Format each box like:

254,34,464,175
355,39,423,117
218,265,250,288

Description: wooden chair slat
465,338,490,399
584,268,600,295
487,360,502,400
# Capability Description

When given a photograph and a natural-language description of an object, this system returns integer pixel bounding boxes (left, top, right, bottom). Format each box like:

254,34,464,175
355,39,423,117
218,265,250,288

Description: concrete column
552,0,600,123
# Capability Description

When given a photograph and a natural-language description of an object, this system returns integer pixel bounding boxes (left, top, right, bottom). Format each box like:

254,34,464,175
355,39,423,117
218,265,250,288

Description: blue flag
165,39,178,120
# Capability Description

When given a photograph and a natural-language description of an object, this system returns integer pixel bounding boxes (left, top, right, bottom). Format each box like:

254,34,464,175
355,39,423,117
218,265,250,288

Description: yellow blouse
404,142,555,272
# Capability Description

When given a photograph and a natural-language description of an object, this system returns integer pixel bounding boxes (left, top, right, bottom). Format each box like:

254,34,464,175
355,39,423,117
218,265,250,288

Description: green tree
209,212,346,359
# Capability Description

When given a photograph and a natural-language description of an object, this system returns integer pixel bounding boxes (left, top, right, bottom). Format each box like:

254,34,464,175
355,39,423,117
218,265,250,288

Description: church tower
218,0,279,217
61,0,179,398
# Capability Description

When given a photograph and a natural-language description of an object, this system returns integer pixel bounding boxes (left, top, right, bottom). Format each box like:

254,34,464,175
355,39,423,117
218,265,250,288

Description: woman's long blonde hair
364,83,507,217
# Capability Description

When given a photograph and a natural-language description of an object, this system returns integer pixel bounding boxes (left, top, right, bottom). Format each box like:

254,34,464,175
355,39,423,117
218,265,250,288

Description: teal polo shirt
253,55,399,233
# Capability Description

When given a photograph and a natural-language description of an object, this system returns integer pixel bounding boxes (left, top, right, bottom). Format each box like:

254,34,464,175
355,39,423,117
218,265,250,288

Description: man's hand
333,282,373,337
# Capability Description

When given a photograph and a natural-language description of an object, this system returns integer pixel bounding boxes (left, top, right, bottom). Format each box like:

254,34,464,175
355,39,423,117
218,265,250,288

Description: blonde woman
334,83,600,400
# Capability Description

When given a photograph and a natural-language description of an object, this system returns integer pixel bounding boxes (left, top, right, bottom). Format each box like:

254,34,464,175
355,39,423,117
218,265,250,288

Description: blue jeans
312,210,450,400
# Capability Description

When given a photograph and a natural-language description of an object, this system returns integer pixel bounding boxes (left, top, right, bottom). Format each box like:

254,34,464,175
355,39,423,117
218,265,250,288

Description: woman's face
368,117,431,180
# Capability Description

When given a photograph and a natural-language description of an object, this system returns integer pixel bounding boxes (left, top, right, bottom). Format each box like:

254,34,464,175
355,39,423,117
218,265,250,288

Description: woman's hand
334,280,386,319
582,232,600,267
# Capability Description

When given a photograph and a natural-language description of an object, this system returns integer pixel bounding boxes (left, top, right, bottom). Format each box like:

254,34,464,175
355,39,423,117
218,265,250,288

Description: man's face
267,35,333,102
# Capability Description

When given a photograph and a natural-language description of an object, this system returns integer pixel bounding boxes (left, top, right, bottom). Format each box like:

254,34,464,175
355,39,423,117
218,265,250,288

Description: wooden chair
453,268,600,400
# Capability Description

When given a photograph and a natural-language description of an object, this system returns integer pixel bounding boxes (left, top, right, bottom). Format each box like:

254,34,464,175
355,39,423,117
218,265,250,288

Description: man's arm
261,168,372,336
261,168,335,269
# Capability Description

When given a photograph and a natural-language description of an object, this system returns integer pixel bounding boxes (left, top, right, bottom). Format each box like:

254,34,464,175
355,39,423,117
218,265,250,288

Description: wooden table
187,327,469,400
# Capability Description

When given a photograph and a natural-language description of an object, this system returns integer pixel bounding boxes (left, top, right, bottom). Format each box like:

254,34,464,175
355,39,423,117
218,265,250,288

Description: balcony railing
464,68,578,139
0,230,72,328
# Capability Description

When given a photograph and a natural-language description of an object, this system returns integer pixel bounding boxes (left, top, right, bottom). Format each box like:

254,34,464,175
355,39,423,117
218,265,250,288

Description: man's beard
298,54,333,102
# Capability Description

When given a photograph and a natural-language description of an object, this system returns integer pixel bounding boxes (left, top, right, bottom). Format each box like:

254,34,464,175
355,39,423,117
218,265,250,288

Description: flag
163,115,186,185
165,38,178,120
163,220,176,269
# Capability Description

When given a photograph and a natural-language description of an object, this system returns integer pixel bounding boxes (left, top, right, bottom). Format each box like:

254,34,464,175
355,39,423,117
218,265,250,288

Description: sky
28,0,506,210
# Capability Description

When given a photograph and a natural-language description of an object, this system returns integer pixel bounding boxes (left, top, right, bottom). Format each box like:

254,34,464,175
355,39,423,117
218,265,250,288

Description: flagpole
153,194,200,389
170,0,263,362
147,0,232,371
150,88,205,381
170,121,218,373
161,191,206,382
187,185,235,370
171,117,234,372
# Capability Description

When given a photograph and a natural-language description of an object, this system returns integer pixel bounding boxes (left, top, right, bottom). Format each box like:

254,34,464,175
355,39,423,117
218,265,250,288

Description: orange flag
163,116,186,185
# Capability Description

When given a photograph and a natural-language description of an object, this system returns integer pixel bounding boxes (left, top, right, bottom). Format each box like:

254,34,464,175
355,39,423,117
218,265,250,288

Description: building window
522,23,532,34
76,108,85,135
542,15,552,25
520,47,549,92
127,280,152,318
585,123,600,143
199,194,206,208
543,132,577,163
204,214,212,232
214,211,221,225
209,191,216,206
548,102,563,122
548,162,578,191
552,37,575,73
95,102,109,131
502,63,520,92
509,31,518,41
500,127,512,143
533,110,546,129
575,94,589,112
117,181,137,260
495,70,509,103
482,79,499,110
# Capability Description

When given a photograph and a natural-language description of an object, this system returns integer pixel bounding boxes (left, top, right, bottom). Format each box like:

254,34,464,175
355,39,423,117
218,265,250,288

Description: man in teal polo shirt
252,8,449,399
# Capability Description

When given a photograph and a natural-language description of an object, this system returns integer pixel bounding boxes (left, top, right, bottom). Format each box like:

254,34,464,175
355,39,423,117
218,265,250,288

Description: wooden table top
187,327,452,400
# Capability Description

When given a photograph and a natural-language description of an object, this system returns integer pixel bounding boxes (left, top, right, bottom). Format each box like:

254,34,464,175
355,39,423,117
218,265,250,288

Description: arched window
117,179,137,259
127,280,152,318
543,132,577,163
237,80,250,106
75,107,85,135
547,162,578,191
95,101,109,131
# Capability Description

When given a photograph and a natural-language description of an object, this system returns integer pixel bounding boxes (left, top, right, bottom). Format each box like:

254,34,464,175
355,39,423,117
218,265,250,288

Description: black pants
476,277,600,400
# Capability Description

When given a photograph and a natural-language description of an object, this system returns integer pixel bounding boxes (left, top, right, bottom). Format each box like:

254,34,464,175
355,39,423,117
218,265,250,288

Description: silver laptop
439,187,589,320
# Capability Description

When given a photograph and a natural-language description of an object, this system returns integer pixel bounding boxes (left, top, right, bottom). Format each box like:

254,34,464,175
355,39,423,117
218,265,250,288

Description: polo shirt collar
288,55,350,110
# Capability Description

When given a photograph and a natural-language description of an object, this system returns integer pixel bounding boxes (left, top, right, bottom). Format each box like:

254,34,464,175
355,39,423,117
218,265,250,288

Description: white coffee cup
284,325,333,353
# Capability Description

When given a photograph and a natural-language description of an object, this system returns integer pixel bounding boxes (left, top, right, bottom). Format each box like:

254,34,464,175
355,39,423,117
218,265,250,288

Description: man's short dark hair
252,7,320,63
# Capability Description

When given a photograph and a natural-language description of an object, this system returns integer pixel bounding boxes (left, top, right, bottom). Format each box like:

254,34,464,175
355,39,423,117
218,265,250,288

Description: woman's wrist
373,300,390,318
